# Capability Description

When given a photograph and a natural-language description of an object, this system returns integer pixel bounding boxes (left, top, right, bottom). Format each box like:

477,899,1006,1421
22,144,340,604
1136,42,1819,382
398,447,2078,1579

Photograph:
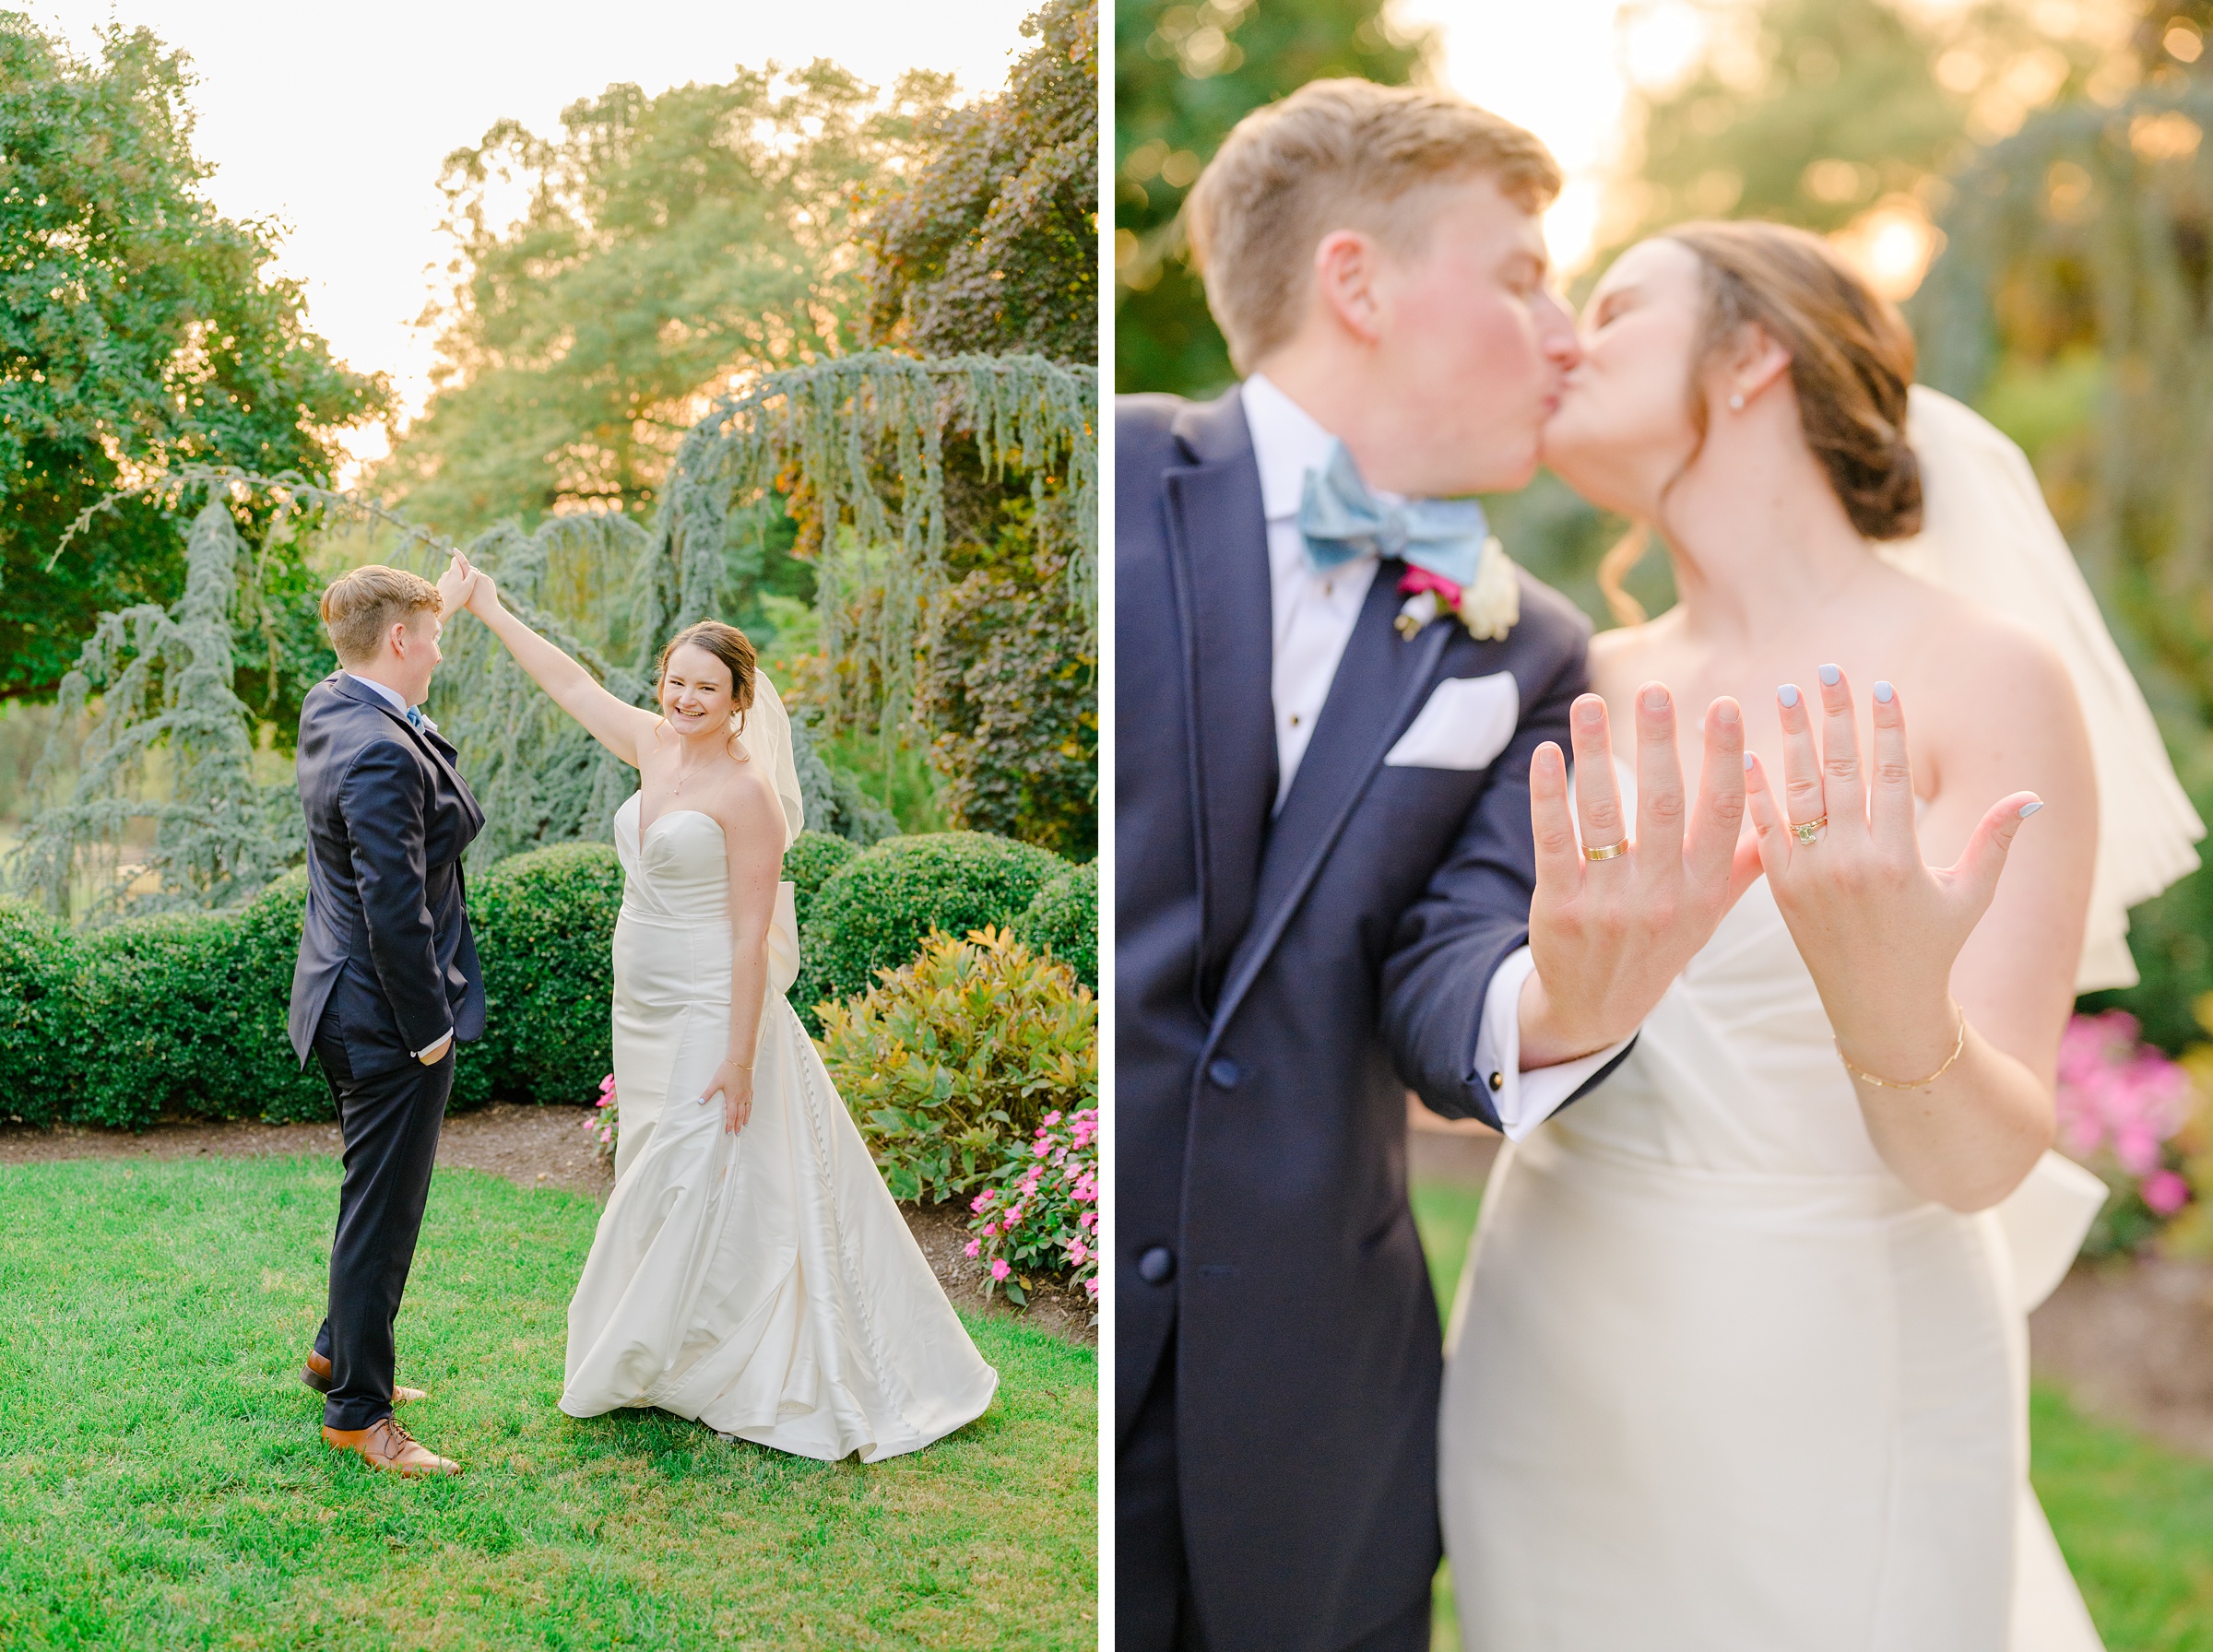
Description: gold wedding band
1583,840,1629,862
1793,814,1828,845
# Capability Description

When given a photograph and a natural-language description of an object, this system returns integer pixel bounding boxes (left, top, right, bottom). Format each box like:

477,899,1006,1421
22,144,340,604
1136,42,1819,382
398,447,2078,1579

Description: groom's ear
1312,229,1385,344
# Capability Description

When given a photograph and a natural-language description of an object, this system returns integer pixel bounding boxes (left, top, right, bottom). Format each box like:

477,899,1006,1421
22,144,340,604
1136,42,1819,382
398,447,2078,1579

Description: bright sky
23,0,1040,469
1391,0,1709,278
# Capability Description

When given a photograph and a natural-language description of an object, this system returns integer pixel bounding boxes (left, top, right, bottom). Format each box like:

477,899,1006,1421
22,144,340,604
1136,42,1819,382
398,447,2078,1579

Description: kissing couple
284,552,997,1477
1117,78,2202,1652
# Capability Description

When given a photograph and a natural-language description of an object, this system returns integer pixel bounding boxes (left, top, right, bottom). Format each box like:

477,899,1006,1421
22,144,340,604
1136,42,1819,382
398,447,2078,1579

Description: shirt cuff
413,1030,454,1062
1473,948,1632,1142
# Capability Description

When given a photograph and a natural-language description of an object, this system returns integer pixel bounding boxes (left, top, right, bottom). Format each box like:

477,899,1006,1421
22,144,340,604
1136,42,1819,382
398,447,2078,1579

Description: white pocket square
1384,672,1520,772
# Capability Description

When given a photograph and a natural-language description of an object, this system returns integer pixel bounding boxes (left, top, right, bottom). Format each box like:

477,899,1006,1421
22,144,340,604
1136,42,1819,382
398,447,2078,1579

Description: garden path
0,1102,1096,1345
1405,1097,2213,1463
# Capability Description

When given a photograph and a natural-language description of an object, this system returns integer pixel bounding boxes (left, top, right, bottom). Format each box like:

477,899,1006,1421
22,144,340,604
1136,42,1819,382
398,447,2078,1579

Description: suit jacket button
1489,1071,1505,1092
1137,1246,1177,1285
1207,1057,1244,1090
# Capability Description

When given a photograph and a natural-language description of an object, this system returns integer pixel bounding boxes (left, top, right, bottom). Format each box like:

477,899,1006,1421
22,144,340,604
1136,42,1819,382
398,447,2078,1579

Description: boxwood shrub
460,842,623,1109
783,829,859,930
72,872,330,1129
1013,861,1096,988
0,901,80,1125
793,832,1067,1029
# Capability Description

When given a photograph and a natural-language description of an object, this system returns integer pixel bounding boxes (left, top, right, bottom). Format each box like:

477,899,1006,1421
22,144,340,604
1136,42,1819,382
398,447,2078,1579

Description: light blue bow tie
407,704,434,735
1297,440,1488,590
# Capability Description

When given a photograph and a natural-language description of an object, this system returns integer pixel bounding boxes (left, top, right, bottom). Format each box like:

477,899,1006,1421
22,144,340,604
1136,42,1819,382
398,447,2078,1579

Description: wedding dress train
558,790,998,1461
1438,771,2107,1651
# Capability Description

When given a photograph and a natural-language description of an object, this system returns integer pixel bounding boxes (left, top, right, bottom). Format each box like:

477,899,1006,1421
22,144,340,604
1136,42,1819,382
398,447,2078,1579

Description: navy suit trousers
311,1009,453,1431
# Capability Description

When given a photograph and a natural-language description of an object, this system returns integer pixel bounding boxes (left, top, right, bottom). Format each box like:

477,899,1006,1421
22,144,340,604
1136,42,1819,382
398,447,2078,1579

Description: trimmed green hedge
0,825,1095,1127
69,873,331,1129
456,843,623,1109
0,901,77,1126
1013,862,1096,988
792,832,1068,1029
783,830,859,930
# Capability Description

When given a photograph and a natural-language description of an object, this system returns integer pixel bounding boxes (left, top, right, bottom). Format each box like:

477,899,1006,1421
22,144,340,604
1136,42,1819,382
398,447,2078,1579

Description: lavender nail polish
1873,680,1894,703
1778,685,1799,708
1744,752,1757,772
1818,664,1840,687
2019,800,2044,819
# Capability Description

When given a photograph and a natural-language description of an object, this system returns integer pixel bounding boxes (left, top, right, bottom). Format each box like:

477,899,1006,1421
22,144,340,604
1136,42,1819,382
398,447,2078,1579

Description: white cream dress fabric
558,777,998,1461
1439,767,2108,1651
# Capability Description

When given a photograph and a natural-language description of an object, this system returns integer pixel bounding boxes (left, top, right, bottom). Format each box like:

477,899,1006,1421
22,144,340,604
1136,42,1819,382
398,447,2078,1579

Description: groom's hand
1519,686,1760,1068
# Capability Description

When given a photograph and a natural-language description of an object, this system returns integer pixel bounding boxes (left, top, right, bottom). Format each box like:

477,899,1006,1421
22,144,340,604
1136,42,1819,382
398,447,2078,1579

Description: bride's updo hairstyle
1598,219,1923,623
655,620,757,749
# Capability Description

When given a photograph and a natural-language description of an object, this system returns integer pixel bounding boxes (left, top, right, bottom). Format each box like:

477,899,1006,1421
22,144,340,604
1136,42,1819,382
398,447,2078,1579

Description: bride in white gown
1439,223,2201,1649
456,574,997,1461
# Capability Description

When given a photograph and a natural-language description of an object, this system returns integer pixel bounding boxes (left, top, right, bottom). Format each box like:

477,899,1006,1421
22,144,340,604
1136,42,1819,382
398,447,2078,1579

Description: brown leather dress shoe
322,1416,461,1476
302,1350,426,1405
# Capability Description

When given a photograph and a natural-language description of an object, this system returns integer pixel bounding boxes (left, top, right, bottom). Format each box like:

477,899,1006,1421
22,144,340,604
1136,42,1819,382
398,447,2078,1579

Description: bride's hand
704,1059,753,1134
465,564,501,619
1744,667,2041,1079
434,549,476,616
1521,686,1764,1064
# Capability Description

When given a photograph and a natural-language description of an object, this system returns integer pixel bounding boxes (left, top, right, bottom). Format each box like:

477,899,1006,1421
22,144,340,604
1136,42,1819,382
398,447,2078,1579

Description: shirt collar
343,672,411,716
1241,373,1343,524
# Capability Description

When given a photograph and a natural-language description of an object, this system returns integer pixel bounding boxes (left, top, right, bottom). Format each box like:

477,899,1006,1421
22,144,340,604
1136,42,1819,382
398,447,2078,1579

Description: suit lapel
1164,391,1279,1013
1213,575,1456,1032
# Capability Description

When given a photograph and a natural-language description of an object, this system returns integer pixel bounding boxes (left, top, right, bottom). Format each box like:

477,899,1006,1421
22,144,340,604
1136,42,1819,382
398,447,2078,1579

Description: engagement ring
1793,815,1828,845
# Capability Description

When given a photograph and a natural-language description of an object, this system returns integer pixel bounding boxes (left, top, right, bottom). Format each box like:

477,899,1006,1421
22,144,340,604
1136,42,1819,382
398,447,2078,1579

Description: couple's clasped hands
1520,669,2041,1073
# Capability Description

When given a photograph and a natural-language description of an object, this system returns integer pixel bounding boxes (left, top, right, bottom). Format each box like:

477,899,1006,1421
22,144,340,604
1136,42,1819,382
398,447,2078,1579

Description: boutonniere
1395,536,1521,642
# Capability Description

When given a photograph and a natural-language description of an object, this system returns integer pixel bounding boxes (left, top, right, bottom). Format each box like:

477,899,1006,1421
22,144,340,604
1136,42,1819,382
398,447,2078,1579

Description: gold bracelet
1835,1007,1968,1090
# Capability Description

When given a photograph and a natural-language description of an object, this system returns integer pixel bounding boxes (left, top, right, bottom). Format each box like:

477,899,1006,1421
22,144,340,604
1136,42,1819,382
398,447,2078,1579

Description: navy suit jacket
287,673,485,1077
1117,388,1628,1651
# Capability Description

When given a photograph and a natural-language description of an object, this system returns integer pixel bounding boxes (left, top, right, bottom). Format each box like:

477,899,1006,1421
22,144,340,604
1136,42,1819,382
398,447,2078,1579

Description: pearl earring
1729,393,1745,410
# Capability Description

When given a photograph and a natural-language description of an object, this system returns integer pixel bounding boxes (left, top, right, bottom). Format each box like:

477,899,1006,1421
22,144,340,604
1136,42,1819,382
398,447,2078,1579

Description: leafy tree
382,62,950,537
0,17,384,699
1115,0,1430,395
861,0,1098,364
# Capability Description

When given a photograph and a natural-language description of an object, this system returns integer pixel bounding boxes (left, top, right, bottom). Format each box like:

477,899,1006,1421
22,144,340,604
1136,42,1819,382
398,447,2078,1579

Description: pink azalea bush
2055,1011,2196,1251
966,1106,1099,1309
585,1073,618,1162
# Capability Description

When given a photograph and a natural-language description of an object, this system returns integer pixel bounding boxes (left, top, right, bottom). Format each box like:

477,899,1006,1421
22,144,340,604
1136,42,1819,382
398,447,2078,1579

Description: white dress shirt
1241,374,1625,1139
341,670,451,1064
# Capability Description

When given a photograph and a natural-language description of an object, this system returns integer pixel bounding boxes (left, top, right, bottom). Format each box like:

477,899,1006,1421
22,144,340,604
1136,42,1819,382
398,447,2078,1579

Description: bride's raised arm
457,560,657,768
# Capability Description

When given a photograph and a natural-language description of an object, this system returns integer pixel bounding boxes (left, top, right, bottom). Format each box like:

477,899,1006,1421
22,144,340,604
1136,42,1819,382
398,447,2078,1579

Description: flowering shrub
2055,1011,2197,1256
585,1073,618,1162
815,926,1095,1203
965,1107,1099,1308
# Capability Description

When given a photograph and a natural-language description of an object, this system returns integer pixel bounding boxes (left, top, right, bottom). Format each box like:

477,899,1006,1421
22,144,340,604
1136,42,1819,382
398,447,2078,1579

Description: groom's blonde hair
319,565,442,667
1185,78,1561,372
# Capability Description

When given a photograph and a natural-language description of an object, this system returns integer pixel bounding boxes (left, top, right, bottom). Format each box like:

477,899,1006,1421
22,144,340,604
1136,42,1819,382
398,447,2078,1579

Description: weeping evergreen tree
9,347,1092,916
1912,19,2213,1050
14,497,303,922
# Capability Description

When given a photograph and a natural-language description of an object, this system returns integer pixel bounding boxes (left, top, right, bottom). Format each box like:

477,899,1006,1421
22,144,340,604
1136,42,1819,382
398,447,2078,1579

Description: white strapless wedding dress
1439,779,2109,1650
558,794,999,1461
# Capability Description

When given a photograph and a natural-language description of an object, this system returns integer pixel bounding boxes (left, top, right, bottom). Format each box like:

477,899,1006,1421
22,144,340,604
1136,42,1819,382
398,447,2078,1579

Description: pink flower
991,1258,1012,1281
1397,565,1463,608
970,1192,992,1214
1045,1111,1063,1127
964,1238,982,1258
2145,1169,2191,1216
1033,1139,1052,1158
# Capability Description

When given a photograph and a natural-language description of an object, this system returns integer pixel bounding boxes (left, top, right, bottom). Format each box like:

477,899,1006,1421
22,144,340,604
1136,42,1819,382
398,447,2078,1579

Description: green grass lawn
0,1156,1096,1651
1411,1179,2213,1651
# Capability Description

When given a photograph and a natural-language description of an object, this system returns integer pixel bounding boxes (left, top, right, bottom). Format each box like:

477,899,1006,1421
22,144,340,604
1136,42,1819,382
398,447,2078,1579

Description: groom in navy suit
289,559,484,1477
1118,82,1749,1651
